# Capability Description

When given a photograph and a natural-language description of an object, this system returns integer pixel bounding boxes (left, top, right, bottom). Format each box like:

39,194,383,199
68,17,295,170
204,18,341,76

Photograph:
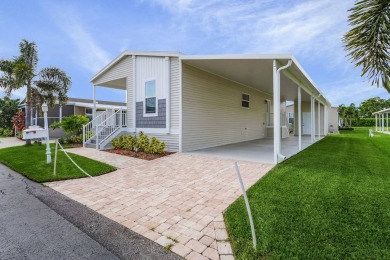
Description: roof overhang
373,108,390,115
91,50,182,84
181,54,330,105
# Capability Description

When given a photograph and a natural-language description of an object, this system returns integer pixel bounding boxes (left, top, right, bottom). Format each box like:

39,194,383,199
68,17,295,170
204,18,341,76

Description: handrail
83,111,107,147
83,109,127,149
95,109,123,149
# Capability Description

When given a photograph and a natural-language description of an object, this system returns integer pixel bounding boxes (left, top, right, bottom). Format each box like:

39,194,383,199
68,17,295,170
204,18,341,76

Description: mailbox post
42,103,51,164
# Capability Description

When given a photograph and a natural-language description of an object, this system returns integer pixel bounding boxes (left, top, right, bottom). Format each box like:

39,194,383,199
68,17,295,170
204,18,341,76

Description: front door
303,112,311,135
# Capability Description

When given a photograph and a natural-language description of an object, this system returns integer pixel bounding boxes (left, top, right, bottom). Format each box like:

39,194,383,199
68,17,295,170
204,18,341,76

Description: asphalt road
0,163,180,260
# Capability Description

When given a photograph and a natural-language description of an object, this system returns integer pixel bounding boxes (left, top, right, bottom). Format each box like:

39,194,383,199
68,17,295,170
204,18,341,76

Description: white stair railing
95,108,125,149
82,111,107,147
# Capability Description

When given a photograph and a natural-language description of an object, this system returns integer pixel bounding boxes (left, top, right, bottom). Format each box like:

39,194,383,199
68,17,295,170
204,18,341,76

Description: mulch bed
104,149,175,160
64,143,83,148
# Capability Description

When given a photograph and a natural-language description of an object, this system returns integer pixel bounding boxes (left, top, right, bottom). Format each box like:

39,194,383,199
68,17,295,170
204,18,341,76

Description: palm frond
343,0,390,92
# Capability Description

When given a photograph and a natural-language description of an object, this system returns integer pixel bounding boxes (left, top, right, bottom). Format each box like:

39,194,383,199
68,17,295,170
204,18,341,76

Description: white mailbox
22,126,47,140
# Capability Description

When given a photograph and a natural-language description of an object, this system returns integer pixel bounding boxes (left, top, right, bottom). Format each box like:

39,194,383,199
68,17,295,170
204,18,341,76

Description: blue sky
0,0,389,106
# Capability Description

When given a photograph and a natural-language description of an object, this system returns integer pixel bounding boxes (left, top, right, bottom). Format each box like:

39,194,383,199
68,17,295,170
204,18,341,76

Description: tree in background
344,0,390,91
0,39,71,144
359,97,389,117
0,97,19,129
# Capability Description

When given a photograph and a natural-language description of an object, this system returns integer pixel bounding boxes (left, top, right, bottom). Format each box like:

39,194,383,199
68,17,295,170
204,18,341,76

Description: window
85,108,93,120
242,93,250,108
145,80,156,114
288,112,294,124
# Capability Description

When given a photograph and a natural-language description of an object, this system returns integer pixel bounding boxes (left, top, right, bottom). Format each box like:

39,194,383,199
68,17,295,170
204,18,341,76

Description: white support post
273,60,280,164
387,113,389,132
35,106,38,125
165,56,171,133
318,100,320,139
298,87,302,151
382,113,385,132
375,114,378,132
59,106,62,122
30,107,33,126
310,96,314,143
132,55,137,132
324,105,328,135
272,59,292,164
93,85,97,120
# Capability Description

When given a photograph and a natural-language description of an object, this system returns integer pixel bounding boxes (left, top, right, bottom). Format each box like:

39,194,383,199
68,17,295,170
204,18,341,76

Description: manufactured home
85,51,333,164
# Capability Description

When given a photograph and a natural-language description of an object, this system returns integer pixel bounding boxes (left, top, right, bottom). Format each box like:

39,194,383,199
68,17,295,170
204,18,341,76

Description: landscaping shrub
111,132,166,154
67,134,83,144
350,118,376,127
50,115,89,135
0,127,14,137
135,131,150,152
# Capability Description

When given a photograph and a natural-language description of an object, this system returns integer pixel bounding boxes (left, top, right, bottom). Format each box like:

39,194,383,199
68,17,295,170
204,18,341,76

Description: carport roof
181,54,330,105
91,51,331,106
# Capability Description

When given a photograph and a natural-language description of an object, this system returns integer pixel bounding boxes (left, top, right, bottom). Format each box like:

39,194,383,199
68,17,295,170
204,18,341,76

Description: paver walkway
47,148,274,259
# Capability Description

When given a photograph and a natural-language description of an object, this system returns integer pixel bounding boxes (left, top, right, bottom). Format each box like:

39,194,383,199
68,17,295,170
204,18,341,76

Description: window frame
241,93,250,108
85,108,93,121
144,79,158,117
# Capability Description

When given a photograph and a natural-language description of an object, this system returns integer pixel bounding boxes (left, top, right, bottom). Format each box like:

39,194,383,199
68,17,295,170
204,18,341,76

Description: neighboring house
286,104,339,134
86,51,333,164
20,97,126,138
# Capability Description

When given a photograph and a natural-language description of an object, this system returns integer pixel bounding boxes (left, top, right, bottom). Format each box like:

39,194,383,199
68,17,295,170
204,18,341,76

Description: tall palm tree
343,0,390,92
0,39,71,143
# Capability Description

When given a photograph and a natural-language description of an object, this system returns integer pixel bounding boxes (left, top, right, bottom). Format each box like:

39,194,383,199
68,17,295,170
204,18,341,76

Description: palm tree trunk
25,82,31,145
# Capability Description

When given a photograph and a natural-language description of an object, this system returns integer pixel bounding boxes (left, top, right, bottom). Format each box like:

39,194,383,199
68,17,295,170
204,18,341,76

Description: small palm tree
343,0,390,91
0,39,71,144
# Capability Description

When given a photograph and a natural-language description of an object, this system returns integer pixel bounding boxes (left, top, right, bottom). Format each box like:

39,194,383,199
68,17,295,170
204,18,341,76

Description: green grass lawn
225,127,390,259
0,143,116,182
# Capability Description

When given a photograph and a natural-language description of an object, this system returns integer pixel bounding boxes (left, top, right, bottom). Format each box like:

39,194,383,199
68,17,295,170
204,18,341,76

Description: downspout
273,59,292,164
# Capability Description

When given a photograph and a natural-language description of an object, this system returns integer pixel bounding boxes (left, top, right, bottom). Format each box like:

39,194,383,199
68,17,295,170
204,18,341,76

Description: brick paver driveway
47,148,274,259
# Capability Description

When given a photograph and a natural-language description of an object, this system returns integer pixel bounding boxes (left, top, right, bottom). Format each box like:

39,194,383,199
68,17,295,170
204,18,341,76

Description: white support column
132,55,136,132
387,113,389,132
35,106,38,125
93,85,97,120
30,107,33,126
375,114,378,131
59,106,62,122
310,96,314,143
165,56,171,133
318,100,320,139
324,105,328,135
298,87,302,151
273,60,280,164
382,113,385,132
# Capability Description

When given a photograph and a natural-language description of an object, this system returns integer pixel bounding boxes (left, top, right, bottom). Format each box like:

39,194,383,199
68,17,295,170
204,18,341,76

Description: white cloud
324,78,389,106
148,0,353,62
47,4,111,74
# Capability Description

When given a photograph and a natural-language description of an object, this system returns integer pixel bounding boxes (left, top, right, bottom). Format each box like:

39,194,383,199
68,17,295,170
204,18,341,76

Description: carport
181,54,331,164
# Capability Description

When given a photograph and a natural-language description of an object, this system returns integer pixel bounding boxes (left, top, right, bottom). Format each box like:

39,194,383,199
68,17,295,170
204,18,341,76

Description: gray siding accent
136,99,166,128
170,58,180,130
93,56,131,85
182,64,272,152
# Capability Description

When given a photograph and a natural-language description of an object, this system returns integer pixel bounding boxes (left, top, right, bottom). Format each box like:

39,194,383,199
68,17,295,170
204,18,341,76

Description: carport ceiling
182,58,313,102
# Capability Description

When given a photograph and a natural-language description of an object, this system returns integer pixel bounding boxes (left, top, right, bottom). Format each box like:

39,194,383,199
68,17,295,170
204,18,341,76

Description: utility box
23,126,47,140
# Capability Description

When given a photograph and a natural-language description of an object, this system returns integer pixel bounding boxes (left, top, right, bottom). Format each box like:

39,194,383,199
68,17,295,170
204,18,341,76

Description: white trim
91,51,181,82
165,56,171,133
143,79,158,117
132,55,136,130
298,86,302,151
241,92,250,108
179,60,183,152
135,128,179,134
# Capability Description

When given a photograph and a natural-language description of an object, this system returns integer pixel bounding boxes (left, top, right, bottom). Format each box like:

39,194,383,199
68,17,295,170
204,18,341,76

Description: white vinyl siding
170,57,180,130
93,56,131,86
135,57,168,102
182,64,272,152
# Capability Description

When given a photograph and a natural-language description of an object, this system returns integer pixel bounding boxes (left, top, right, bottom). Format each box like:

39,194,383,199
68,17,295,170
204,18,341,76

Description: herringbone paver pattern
47,149,273,259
